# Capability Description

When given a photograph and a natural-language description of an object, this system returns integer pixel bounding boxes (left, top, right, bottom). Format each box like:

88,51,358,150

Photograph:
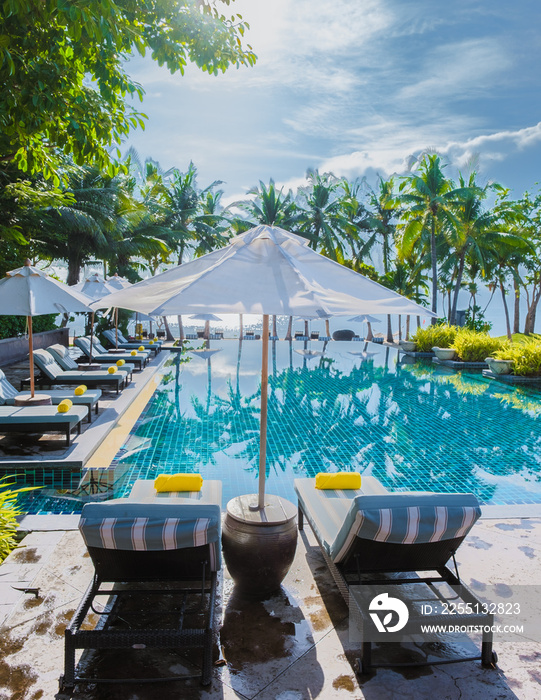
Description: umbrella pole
115,308,118,349
253,314,270,511
89,312,95,364
28,315,35,398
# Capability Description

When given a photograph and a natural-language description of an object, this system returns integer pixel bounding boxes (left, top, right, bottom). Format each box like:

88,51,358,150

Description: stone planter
399,340,417,352
485,357,513,375
432,346,457,361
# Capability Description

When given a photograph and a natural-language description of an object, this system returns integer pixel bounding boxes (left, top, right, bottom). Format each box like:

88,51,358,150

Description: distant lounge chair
102,329,161,355
28,349,127,394
294,476,496,674
74,337,149,371
47,344,132,385
310,331,320,340
0,404,87,446
294,330,308,340
60,479,222,691
0,368,100,423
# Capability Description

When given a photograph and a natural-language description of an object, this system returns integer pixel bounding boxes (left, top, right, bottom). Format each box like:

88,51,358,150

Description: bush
0,314,58,340
411,324,458,352
453,328,503,362
0,477,38,563
494,339,541,376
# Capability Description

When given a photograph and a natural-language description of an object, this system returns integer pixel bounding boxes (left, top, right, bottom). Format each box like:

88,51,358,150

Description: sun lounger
74,336,148,371
0,404,87,446
118,328,162,350
60,480,222,691
0,368,100,423
46,344,133,385
294,476,496,674
102,329,161,355
28,349,127,394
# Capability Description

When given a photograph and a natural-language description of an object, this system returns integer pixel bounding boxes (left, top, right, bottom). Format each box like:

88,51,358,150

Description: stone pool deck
0,514,540,700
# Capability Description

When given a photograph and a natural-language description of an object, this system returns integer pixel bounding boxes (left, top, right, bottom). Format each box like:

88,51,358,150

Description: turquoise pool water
18,340,541,512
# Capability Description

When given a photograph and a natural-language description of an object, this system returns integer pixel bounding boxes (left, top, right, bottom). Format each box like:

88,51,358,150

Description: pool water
18,340,541,512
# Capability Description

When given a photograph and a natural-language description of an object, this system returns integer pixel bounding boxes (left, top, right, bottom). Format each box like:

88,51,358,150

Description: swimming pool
18,340,541,512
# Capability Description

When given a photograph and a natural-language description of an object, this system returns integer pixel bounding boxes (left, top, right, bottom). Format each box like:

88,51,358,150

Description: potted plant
411,324,458,353
432,346,457,360
399,339,417,352
452,329,503,363
492,339,541,376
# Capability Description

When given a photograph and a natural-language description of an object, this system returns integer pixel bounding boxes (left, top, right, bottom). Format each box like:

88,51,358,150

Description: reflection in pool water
21,339,541,512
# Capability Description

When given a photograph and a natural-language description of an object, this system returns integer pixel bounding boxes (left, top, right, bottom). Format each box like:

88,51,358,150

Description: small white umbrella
0,260,93,397
93,226,435,510
348,314,381,324
348,313,381,341
78,274,118,360
189,313,222,339
106,273,132,290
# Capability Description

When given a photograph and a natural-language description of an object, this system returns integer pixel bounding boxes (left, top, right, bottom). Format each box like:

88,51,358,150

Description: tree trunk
239,314,243,339
163,316,175,341
430,219,438,324
67,254,82,286
406,315,411,339
366,322,373,341
285,316,293,341
398,314,402,341
272,315,277,338
513,278,520,334
500,282,512,340
178,316,185,341
304,320,309,338
386,314,393,343
325,319,330,338
450,253,465,326
523,276,541,335
417,315,421,329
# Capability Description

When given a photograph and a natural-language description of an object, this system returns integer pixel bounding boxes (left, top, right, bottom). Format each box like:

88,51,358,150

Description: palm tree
297,169,357,261
398,154,470,322
37,165,123,285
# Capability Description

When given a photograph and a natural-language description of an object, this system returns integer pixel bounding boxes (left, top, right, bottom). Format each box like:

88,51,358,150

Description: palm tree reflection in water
120,343,541,506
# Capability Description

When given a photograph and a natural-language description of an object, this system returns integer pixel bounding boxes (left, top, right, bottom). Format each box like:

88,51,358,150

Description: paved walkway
0,515,539,700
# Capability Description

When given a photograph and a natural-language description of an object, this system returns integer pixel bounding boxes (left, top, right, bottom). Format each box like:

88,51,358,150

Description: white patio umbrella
189,312,223,339
0,260,93,398
93,225,435,509
78,274,118,360
348,313,381,341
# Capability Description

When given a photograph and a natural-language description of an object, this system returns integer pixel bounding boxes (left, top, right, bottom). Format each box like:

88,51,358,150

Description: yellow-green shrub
411,324,458,352
494,339,541,376
0,478,37,563
453,329,503,362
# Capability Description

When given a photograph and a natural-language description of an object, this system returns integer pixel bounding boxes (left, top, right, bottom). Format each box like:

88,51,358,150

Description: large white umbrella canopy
0,260,93,396
92,226,433,319
94,226,435,508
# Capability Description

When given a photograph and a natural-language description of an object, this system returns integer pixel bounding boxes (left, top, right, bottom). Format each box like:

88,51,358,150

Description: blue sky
123,0,541,204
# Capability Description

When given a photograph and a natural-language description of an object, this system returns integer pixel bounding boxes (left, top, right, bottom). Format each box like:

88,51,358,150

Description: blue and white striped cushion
331,492,481,563
79,499,221,569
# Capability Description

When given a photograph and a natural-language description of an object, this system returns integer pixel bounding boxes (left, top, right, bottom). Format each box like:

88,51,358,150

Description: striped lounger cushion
79,499,222,571
331,492,481,563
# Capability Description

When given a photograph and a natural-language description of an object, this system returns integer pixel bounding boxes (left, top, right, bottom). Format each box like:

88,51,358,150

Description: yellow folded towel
116,359,125,366
74,385,87,396
154,473,203,492
315,472,361,490
138,345,144,351
130,350,137,356
57,399,73,413
108,365,117,374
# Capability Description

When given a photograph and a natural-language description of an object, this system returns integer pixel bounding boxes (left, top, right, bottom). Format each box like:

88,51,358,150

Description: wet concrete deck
0,515,540,700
